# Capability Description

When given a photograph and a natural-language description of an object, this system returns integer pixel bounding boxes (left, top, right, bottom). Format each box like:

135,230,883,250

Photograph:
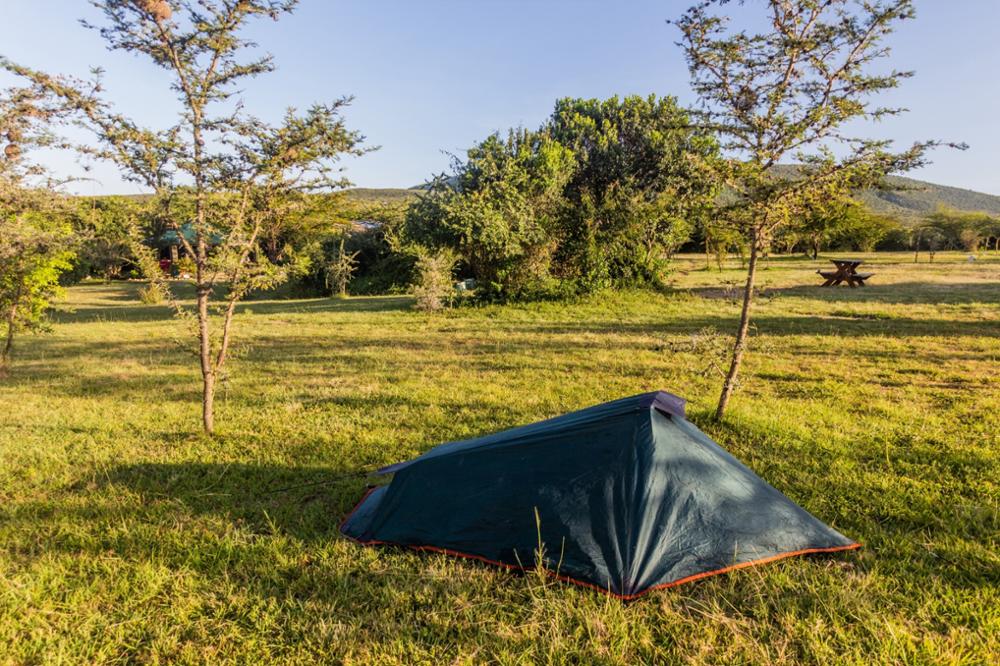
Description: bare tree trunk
190,97,214,435
1,304,16,370
197,283,215,434
715,231,760,421
202,369,216,434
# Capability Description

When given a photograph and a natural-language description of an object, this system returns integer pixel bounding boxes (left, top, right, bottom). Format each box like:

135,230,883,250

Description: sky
1,0,997,196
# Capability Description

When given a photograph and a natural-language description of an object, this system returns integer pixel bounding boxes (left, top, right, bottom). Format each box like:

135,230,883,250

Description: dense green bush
404,95,719,301
405,132,573,300
547,96,717,289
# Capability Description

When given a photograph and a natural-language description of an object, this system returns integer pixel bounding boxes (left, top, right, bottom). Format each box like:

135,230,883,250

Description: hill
344,187,419,204
768,165,1000,219
857,175,1000,219
79,176,1000,220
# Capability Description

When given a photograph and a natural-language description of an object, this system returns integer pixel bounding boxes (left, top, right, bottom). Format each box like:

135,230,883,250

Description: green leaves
674,0,932,166
405,96,721,300
406,129,573,301
549,95,719,289
0,216,76,363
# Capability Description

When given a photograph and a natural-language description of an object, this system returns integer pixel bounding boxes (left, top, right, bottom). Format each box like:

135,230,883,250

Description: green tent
150,223,223,248
341,391,859,599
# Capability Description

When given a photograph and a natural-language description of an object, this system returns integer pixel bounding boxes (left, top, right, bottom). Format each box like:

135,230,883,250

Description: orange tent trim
339,486,862,601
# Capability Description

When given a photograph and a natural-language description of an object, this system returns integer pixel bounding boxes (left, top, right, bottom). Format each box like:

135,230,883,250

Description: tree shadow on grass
703,281,1000,306
52,294,414,325
7,447,991,666
18,313,997,406
96,444,997,592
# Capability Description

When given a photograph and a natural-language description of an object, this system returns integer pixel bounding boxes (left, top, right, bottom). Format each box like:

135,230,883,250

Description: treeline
54,104,1000,307
306,97,999,301
61,95,721,303
688,202,1000,265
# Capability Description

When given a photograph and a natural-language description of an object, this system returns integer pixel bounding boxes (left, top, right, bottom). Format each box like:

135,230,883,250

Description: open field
1,252,998,664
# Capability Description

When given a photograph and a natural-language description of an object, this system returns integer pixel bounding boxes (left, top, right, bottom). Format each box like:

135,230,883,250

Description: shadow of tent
96,462,374,542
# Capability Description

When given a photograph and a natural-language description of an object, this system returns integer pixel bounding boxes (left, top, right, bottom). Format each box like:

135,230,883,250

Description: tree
921,205,993,253
547,96,719,289
698,214,746,270
910,222,945,262
0,217,75,370
4,1,366,434
0,84,76,370
792,196,899,257
296,199,413,297
840,209,898,253
982,216,1000,253
406,130,575,300
673,0,949,419
794,195,854,259
325,235,358,297
405,96,718,299
73,196,141,280
411,248,458,312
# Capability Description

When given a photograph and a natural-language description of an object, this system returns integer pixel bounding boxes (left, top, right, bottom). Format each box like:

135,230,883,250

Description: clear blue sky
1,1,997,195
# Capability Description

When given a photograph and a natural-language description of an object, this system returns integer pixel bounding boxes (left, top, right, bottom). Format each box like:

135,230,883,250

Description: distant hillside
768,165,1000,220
79,176,1000,220
857,175,1000,219
344,188,419,204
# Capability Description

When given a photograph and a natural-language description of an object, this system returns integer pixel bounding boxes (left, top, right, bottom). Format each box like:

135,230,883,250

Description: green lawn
1,252,997,664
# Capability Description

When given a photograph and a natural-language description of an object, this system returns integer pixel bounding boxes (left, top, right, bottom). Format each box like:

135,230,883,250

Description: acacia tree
673,0,951,419
0,84,77,371
4,0,365,433
922,206,994,253
791,195,898,257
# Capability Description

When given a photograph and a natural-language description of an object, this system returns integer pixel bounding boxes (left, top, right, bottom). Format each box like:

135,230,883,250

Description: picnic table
817,259,874,287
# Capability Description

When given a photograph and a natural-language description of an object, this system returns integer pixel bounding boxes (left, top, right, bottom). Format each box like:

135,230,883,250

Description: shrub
412,249,457,312
324,237,358,297
175,257,196,278
137,283,165,305
402,96,719,301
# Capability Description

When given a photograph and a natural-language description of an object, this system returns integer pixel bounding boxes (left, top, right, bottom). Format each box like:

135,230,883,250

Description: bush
324,237,358,297
137,283,165,305
175,257,196,278
292,210,415,297
412,249,457,312
402,96,719,301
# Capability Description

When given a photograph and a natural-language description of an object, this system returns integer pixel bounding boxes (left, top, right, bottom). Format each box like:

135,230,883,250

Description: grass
1,251,997,664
